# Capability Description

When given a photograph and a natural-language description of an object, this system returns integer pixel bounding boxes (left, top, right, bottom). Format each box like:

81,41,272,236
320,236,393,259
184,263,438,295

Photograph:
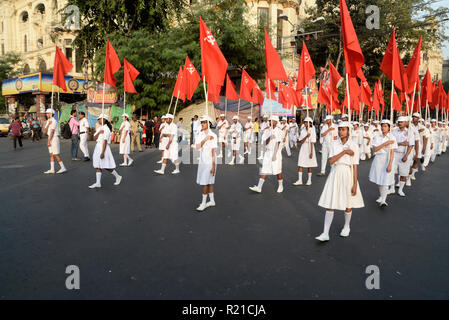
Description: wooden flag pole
167,95,174,114
173,90,181,117
346,73,351,125
203,75,208,118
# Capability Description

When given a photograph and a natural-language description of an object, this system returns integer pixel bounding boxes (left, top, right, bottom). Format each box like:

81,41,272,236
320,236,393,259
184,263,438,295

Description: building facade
442,59,449,83
0,0,84,77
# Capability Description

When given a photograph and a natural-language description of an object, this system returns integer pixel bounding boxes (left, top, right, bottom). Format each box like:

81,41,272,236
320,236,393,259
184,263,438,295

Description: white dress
369,133,397,186
260,127,283,175
361,129,372,156
162,123,179,161
244,122,254,143
318,138,364,211
159,122,167,151
119,121,131,154
196,130,218,185
93,125,116,169
217,120,229,143
297,127,318,167
45,118,60,155
230,122,242,151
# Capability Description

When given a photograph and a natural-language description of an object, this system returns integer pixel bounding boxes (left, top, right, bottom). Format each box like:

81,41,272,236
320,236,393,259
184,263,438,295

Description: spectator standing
9,117,23,149
69,110,81,161
145,117,154,148
130,114,143,152
153,116,161,149
31,117,41,142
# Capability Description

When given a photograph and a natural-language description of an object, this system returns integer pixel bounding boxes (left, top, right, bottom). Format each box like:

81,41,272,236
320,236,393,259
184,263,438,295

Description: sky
431,0,449,59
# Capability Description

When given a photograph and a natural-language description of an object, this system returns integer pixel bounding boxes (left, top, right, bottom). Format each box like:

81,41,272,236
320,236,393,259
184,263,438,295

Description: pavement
0,136,448,300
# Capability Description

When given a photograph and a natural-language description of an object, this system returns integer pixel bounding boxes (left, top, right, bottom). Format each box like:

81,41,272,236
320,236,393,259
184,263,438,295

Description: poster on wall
286,70,318,110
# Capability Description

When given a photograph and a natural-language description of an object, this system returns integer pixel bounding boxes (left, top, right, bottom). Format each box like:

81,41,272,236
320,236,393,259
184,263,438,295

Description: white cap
338,121,350,128
341,113,349,118
325,115,333,121
200,115,213,123
373,120,380,124
304,117,313,123
247,116,252,119
431,119,437,122
364,124,370,127
352,121,359,125
397,116,408,122
281,117,287,121
337,119,342,123
45,108,55,114
412,112,421,118
263,115,268,119
270,115,279,122
122,113,129,119
98,113,109,120
220,113,225,117
381,119,391,125
232,115,239,120
165,114,174,119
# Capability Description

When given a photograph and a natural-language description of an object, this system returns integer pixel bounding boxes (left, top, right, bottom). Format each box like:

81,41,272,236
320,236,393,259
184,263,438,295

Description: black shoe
84,157,91,162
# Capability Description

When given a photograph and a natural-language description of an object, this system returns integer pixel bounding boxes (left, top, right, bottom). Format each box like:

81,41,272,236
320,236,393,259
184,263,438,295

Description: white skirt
93,144,116,169
48,136,60,155
162,142,179,161
369,153,394,186
196,162,217,185
231,137,241,151
159,137,168,151
318,164,364,211
119,135,130,154
297,143,317,167
260,149,282,175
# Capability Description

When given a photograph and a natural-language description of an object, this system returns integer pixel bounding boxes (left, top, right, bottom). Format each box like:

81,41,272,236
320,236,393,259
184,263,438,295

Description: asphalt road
0,135,448,300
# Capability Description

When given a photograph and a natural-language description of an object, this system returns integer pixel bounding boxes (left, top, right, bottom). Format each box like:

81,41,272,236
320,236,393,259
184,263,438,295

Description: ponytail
104,119,112,131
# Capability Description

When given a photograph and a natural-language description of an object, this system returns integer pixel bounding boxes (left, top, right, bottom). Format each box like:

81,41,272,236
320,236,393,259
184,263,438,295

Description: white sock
96,172,101,184
381,186,389,202
344,211,352,230
407,176,411,185
278,179,283,187
175,162,180,170
111,170,120,178
58,161,65,170
323,210,334,236
50,162,55,171
257,178,265,189
307,172,312,183
411,168,418,177
201,194,207,205
298,171,303,182
160,163,166,172
208,193,214,203
399,181,405,193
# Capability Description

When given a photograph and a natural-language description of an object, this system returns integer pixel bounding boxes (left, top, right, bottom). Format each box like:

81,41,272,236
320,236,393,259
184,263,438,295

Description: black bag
61,123,72,139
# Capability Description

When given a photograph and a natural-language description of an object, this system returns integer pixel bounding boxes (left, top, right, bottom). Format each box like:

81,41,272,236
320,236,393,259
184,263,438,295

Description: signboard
87,84,117,104
2,73,87,96
261,93,295,117
286,70,318,110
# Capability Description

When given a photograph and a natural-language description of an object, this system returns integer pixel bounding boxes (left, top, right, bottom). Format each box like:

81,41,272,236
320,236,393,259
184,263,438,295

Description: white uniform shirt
321,123,338,144
263,126,283,152
244,122,254,134
329,138,360,166
197,130,218,164
299,126,317,144
229,122,242,139
120,121,131,137
45,118,59,137
80,118,89,133
96,124,111,145
392,128,411,155
372,133,398,155
217,120,229,134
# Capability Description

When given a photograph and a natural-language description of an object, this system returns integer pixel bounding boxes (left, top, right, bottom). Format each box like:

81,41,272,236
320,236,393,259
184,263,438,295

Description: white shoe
56,168,67,174
44,170,55,174
277,185,284,193
376,197,382,203
154,169,165,175
293,180,303,186
411,175,416,181
306,180,312,186
157,159,163,164
172,169,180,175
206,201,216,208
248,150,252,155
119,162,127,167
257,155,263,160
196,203,207,212
89,183,101,189
406,180,411,187
388,189,395,195
114,176,122,186
239,156,244,164
217,153,223,158
398,190,406,197
395,183,400,188
340,228,350,237
228,159,235,166
249,186,262,193
421,166,426,171
315,233,330,242
127,159,134,166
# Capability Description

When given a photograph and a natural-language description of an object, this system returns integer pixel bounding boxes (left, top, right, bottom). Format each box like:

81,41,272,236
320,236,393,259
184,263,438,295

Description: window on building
23,64,30,74
37,38,44,49
277,10,283,50
24,35,27,52
35,4,46,15
258,7,269,30
38,59,47,73
75,49,83,73
65,47,73,64
1,44,5,56
21,11,29,23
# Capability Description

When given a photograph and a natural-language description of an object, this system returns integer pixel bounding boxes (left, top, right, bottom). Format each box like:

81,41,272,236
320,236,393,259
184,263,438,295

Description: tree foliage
0,53,21,113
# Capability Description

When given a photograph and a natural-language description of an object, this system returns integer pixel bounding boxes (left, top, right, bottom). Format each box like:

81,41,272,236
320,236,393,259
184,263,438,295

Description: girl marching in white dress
154,114,181,175
243,116,254,155
196,115,218,212
293,117,317,186
89,114,122,188
157,115,167,164
360,124,372,160
316,121,364,242
229,115,244,165
369,120,397,207
119,113,133,167
249,116,284,194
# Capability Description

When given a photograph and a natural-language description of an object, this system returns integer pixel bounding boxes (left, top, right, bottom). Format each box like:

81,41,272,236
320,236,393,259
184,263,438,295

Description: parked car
0,117,10,137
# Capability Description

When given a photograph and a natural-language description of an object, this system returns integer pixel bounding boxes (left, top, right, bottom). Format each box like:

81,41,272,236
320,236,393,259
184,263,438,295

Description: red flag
252,87,265,106
340,0,364,77
265,73,277,100
378,79,385,107
123,59,139,94
104,40,121,88
372,83,380,114
200,17,228,86
225,74,239,101
317,81,331,105
357,69,372,107
297,41,316,92
329,60,343,100
380,28,404,92
52,46,73,92
240,69,256,102
421,69,433,106
207,83,221,103
392,88,402,111
348,76,361,100
406,36,422,94
264,28,288,81
172,67,186,102
183,56,201,101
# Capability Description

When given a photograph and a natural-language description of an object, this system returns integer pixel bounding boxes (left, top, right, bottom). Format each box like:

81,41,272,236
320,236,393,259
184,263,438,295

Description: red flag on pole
392,88,402,111
240,69,256,102
340,0,365,77
421,68,433,106
357,69,372,107
264,28,288,81
380,28,404,92
406,36,422,94
53,46,73,92
317,81,331,106
199,17,228,86
265,73,277,100
104,40,121,88
297,41,316,92
124,59,139,94
329,60,343,100
225,74,239,101
252,87,265,106
207,83,221,103
372,83,381,114
183,56,201,101
172,66,186,102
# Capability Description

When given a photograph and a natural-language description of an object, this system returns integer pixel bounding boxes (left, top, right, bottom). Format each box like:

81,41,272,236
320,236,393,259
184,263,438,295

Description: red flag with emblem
265,73,277,100
297,41,316,92
329,60,343,100
183,56,201,101
264,28,288,81
172,66,186,102
240,69,256,102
